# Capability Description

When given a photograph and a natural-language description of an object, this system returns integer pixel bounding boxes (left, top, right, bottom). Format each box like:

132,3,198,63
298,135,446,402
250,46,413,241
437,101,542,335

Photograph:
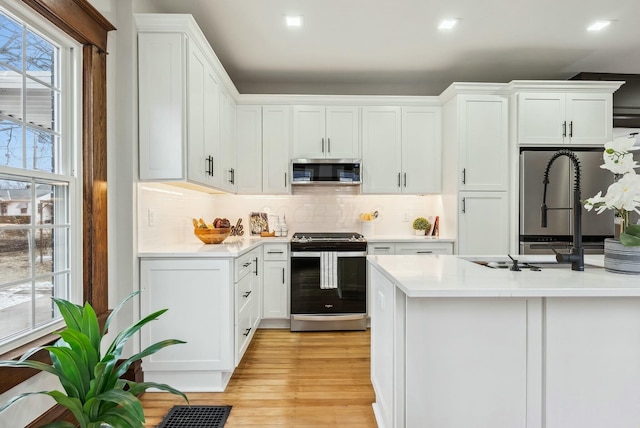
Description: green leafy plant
0,291,188,427
621,224,640,246
412,217,430,231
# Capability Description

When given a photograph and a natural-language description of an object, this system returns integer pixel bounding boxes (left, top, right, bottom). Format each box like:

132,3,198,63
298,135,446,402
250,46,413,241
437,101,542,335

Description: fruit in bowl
192,217,231,244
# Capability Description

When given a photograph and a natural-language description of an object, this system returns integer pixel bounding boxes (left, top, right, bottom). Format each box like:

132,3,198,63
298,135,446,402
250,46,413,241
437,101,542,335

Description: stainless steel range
290,232,367,331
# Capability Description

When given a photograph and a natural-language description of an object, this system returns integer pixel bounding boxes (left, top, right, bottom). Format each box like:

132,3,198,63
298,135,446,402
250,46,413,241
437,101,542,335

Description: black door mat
157,405,232,428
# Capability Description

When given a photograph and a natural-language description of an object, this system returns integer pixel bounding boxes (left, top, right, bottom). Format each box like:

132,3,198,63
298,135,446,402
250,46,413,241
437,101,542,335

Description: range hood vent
571,72,640,128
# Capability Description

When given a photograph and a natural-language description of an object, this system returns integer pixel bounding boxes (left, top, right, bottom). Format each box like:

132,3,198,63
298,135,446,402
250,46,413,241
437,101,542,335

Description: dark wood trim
21,0,115,52
0,0,116,401
82,44,109,317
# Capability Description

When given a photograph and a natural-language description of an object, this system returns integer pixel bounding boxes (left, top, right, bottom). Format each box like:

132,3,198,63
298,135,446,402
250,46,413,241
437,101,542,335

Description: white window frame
0,1,82,354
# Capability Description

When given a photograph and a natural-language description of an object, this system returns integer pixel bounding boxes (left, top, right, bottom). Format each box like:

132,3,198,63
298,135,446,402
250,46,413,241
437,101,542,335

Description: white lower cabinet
368,241,454,255
458,192,509,255
139,258,234,392
262,243,289,319
235,248,261,365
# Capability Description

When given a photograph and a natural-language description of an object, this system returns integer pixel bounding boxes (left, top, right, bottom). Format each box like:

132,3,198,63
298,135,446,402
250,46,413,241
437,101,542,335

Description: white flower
601,136,639,175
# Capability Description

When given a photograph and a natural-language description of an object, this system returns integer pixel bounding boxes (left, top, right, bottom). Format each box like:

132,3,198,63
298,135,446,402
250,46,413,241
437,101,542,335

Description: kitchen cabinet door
566,93,612,145
140,258,234,390
517,92,612,146
138,32,186,180
517,93,566,145
236,105,262,194
262,106,291,194
362,106,402,194
293,106,326,158
187,46,220,187
219,90,237,193
459,95,509,192
263,260,288,319
401,106,442,194
325,106,360,158
458,192,509,255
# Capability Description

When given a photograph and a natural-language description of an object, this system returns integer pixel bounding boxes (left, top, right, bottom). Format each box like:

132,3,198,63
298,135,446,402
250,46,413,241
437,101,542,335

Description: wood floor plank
141,329,377,427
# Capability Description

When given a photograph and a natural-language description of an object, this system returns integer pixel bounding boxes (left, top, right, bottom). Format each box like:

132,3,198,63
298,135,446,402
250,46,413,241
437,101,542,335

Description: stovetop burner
290,232,367,251
291,232,366,243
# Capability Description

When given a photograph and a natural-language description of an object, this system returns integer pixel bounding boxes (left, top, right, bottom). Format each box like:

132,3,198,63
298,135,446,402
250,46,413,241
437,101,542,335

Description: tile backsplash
138,183,444,249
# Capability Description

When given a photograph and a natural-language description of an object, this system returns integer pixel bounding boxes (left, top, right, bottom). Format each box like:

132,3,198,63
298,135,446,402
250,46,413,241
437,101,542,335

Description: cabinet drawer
235,252,255,281
263,243,288,261
395,242,454,255
368,244,396,255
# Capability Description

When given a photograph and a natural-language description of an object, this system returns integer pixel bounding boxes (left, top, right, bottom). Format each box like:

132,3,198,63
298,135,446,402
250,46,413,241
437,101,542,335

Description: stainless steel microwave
291,159,361,185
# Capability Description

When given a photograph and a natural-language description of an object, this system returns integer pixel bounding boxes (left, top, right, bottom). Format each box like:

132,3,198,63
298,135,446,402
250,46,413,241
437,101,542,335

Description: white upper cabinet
235,105,262,194
402,106,442,194
459,95,509,192
362,106,442,194
187,45,220,187
292,106,360,159
138,32,187,181
262,106,291,194
517,92,613,146
219,90,237,192
362,107,402,193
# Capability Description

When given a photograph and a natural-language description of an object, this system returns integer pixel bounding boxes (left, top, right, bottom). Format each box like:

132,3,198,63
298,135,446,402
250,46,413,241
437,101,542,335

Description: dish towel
320,252,338,289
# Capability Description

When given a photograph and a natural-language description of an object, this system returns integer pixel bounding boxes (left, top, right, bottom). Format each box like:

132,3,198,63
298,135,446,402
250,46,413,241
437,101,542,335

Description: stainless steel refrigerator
519,149,615,254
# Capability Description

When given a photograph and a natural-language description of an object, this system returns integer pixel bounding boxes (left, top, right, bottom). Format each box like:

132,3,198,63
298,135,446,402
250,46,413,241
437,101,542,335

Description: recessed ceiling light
587,20,611,31
285,15,303,27
439,19,460,30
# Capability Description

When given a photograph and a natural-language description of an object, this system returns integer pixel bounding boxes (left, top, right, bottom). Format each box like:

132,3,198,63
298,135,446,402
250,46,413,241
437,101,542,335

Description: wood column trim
82,44,109,316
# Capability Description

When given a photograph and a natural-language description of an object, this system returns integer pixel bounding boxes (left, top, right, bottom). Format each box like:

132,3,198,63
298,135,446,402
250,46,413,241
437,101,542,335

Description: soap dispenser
281,215,288,237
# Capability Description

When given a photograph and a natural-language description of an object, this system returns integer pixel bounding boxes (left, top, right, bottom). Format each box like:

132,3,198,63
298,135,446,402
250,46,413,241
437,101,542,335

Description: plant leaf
46,346,87,399
625,224,640,238
125,381,189,404
80,302,102,353
103,290,142,336
114,339,186,379
620,232,640,246
58,329,99,375
93,389,145,423
100,410,145,428
104,309,168,358
52,297,83,332
40,421,78,428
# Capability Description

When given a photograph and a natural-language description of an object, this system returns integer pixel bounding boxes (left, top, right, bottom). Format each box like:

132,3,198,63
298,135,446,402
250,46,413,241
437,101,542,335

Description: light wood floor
141,329,377,427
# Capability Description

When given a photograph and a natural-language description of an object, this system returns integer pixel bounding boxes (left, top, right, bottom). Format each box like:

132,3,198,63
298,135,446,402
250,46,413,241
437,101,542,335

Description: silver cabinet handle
229,168,235,184
562,121,567,138
462,168,466,184
321,138,325,153
284,172,287,188
254,257,259,276
328,137,331,153
569,121,573,138
397,173,401,188
282,267,285,284
374,246,391,250
462,197,466,213
417,251,433,254
267,250,284,254
404,173,407,187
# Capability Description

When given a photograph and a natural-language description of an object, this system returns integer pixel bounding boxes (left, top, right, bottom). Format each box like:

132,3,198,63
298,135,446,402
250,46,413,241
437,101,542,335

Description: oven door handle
291,251,367,258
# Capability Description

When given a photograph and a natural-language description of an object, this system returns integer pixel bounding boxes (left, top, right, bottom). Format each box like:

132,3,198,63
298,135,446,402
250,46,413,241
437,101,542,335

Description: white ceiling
141,0,640,96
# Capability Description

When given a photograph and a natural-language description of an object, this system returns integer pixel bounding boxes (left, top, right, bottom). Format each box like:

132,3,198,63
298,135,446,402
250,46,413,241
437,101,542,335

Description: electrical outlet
148,209,157,227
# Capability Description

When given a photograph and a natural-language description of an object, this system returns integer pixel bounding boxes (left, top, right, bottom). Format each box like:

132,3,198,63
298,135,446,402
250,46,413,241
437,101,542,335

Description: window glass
0,6,76,350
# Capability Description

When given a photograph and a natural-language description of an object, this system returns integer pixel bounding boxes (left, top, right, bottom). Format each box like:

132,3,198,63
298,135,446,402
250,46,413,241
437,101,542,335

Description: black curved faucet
541,149,584,271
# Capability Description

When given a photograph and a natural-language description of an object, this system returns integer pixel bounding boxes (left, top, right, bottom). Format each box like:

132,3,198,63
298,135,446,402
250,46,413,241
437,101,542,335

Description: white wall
138,182,445,249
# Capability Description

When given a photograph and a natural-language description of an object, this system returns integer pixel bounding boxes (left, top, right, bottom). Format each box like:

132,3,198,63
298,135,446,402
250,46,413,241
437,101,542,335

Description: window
0,4,80,353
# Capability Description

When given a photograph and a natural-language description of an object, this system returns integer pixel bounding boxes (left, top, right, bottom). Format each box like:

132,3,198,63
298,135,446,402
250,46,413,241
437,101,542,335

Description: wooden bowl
194,227,231,244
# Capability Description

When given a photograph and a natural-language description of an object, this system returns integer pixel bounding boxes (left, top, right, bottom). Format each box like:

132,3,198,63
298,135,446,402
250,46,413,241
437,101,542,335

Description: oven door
290,251,367,315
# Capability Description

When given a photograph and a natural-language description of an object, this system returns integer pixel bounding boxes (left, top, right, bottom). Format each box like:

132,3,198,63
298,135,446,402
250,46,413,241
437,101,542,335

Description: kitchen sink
462,255,602,271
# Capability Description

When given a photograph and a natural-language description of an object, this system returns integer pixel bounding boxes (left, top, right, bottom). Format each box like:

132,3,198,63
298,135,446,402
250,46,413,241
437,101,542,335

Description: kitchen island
368,254,640,428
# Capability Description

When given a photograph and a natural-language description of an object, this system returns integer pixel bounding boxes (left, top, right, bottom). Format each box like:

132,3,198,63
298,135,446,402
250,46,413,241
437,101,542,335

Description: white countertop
368,254,640,298
366,235,455,243
138,236,290,258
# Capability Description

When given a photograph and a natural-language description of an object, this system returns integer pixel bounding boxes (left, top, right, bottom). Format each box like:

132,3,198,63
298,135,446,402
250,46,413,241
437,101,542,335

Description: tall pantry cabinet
441,84,510,255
